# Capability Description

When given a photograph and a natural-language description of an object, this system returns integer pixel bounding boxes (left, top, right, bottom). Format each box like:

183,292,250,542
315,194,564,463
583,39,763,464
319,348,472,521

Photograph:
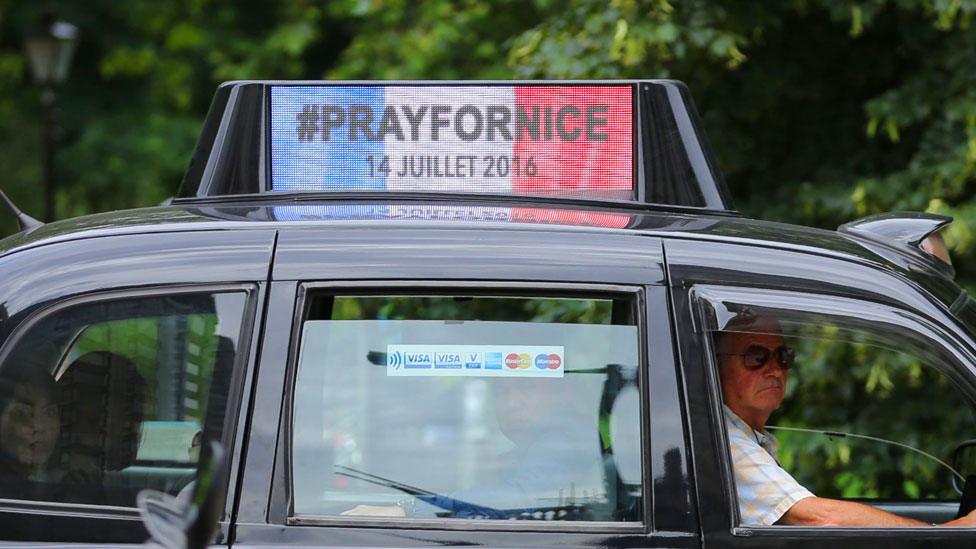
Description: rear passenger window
291,294,643,523
0,290,249,508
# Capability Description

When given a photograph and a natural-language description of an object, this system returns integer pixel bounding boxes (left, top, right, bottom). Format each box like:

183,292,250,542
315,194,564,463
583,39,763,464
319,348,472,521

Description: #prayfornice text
296,104,611,143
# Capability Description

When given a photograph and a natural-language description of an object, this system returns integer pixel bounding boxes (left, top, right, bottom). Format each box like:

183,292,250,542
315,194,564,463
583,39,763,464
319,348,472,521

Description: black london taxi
0,80,975,548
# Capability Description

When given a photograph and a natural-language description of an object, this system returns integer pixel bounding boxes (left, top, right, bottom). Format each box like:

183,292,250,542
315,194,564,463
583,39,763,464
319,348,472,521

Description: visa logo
465,352,482,369
434,352,462,369
404,352,433,368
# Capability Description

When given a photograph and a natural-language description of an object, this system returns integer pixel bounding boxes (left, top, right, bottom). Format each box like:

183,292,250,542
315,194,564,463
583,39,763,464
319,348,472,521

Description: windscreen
270,85,634,199
290,295,643,522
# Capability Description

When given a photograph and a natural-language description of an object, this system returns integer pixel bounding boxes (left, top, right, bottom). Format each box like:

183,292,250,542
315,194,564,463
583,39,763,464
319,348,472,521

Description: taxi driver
716,313,976,527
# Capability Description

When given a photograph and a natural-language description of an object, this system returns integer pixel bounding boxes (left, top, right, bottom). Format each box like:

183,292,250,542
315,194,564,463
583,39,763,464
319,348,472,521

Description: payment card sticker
270,85,633,199
387,345,565,378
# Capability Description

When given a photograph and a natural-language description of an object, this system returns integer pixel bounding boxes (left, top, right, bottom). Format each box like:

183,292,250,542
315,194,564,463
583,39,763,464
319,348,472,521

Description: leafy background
775,328,976,500
2,0,976,500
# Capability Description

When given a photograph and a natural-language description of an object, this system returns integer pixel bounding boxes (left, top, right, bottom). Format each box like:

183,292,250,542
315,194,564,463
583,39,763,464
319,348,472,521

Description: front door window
696,286,976,527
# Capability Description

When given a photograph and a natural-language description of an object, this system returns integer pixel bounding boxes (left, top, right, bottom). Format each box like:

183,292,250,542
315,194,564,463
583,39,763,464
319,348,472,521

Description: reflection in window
0,291,246,508
292,295,642,522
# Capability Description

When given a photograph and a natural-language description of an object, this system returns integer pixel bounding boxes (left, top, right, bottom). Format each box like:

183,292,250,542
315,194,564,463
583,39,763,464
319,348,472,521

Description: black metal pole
41,85,59,222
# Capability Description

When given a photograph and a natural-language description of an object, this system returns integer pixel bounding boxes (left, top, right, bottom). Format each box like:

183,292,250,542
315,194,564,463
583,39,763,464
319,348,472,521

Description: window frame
278,280,651,534
0,283,259,519
690,284,976,536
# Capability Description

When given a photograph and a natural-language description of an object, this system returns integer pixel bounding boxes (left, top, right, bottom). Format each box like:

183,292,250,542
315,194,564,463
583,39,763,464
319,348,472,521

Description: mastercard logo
534,353,561,370
504,353,532,369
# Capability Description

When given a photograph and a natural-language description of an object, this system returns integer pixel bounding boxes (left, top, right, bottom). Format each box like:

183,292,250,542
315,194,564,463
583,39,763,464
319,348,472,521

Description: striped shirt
724,405,814,525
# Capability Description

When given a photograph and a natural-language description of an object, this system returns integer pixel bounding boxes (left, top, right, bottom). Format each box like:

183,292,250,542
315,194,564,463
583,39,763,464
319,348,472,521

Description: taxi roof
0,197,949,279
0,194,967,334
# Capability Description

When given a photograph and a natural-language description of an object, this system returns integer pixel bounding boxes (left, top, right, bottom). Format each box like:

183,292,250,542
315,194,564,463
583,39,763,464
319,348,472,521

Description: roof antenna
0,189,44,232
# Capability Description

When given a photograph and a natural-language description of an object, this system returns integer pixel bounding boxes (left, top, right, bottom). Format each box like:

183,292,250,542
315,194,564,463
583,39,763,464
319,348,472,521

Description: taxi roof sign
176,80,734,212
271,85,633,199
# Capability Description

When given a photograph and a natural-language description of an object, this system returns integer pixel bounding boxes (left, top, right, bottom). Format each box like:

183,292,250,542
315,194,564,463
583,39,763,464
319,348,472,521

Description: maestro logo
534,353,562,370
505,353,532,369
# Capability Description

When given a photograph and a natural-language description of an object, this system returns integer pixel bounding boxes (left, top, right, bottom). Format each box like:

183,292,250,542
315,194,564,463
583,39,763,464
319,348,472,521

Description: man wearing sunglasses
717,321,976,527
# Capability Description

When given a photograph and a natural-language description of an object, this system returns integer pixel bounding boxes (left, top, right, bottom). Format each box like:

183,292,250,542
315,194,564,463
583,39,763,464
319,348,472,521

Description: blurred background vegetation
1,0,976,502
0,0,976,264
1,1,974,260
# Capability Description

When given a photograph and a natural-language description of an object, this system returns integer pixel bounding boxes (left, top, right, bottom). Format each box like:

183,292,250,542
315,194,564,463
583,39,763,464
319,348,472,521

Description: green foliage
774,328,975,500
333,296,612,325
0,0,339,233
2,0,974,266
325,0,536,79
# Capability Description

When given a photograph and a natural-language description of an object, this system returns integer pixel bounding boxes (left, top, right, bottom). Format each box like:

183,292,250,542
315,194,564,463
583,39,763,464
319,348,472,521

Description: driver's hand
340,504,406,517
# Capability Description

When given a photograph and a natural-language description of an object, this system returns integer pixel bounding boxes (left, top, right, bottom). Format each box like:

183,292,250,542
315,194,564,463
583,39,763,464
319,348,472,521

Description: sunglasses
720,344,795,370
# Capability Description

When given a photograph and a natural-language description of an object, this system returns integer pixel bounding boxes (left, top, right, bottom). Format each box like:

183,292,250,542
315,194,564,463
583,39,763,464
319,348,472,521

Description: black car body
0,81,974,548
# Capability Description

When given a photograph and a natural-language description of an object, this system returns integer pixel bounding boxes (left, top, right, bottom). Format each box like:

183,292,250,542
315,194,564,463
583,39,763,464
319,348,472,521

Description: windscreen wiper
334,465,586,520
766,425,964,483
334,465,508,519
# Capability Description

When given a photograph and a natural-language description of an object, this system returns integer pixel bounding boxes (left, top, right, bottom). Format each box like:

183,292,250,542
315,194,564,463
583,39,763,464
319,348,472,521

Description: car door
666,238,976,548
232,223,701,548
0,229,274,545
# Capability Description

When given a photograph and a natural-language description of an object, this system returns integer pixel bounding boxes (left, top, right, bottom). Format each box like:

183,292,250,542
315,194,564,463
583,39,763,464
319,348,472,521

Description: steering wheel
956,476,976,519
952,439,976,519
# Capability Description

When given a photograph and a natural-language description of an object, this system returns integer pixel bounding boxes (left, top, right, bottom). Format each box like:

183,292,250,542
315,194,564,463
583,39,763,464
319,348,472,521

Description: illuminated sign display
270,85,633,198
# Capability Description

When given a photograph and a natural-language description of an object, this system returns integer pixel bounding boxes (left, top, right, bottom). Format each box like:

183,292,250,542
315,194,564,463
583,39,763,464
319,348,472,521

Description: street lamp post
24,8,78,222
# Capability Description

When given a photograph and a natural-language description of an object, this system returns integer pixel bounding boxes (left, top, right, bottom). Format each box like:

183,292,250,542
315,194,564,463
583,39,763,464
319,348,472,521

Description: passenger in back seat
57,351,146,505
0,367,61,500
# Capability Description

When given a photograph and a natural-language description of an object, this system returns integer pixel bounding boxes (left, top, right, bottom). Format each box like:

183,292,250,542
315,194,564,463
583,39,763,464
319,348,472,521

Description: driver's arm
780,497,976,527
